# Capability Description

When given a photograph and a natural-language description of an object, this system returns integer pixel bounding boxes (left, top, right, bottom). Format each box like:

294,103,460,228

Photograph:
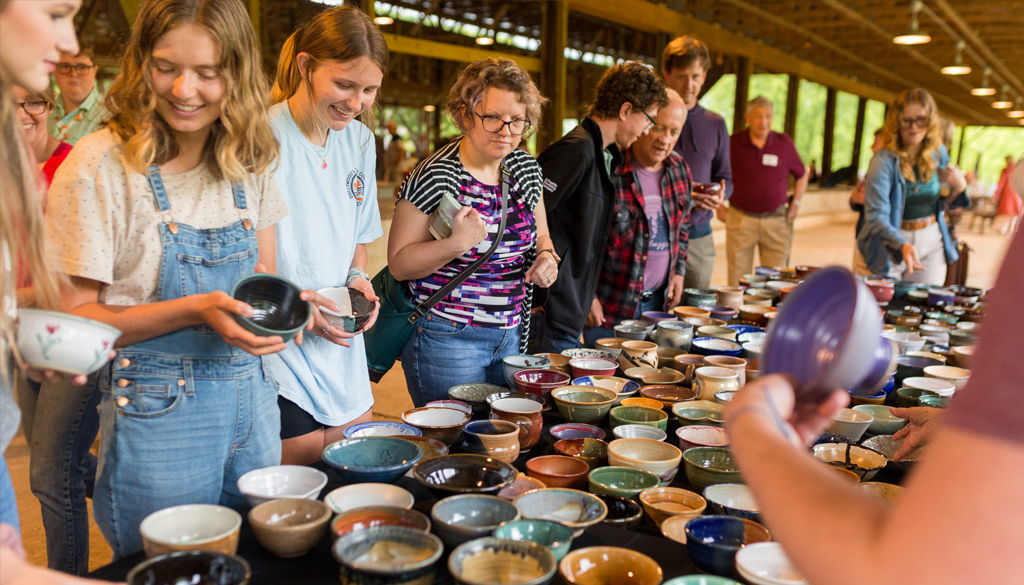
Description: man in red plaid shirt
583,90,695,346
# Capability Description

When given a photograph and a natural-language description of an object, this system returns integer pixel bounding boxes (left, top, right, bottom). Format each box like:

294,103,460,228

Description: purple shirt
635,165,670,292
729,130,805,214
673,103,733,238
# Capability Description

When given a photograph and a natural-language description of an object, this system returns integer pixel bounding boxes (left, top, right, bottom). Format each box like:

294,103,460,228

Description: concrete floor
7,211,1012,572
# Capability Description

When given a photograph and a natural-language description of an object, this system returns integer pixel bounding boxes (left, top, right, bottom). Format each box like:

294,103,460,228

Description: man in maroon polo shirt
724,96,808,285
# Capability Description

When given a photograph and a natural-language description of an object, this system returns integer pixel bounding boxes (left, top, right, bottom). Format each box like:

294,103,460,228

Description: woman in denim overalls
49,0,304,558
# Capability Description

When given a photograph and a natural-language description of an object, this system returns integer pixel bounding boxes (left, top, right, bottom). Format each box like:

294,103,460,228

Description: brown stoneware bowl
552,438,608,470
526,455,590,490
249,498,330,558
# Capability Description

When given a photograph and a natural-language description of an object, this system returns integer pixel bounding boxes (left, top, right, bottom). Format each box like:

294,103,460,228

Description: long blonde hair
271,4,388,133
105,0,278,181
881,88,942,183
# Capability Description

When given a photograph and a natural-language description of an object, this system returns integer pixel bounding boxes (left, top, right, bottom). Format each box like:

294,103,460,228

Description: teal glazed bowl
587,465,661,500
230,273,311,342
321,437,423,484
492,519,574,561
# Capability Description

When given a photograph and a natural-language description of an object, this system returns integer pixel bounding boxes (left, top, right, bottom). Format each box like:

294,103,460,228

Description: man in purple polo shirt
662,36,732,290
725,96,808,285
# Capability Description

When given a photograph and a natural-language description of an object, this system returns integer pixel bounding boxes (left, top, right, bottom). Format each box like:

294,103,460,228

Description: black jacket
536,117,622,338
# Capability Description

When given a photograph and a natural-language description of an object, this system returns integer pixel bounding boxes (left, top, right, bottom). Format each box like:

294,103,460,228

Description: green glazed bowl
492,519,574,561
230,273,311,342
919,395,951,408
550,386,617,424
895,387,939,408
853,405,908,435
608,405,668,431
587,466,661,500
682,447,742,493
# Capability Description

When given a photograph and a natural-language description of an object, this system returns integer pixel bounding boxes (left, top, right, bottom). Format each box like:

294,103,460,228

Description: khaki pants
725,205,791,286
683,233,716,290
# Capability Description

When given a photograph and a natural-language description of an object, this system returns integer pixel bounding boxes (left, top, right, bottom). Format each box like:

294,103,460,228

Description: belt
901,215,936,231
734,204,786,218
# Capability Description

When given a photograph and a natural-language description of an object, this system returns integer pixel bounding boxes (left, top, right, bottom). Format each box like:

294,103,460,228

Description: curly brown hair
446,58,548,138
880,88,942,183
590,61,668,120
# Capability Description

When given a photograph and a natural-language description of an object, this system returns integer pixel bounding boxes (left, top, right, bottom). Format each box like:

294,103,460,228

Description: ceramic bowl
460,419,521,463
656,346,686,368
682,447,742,493
615,323,652,341
448,383,507,415
923,365,970,391
330,506,431,541
552,438,608,470
812,443,887,481
230,274,311,342
612,424,667,442
735,542,807,585
139,504,242,558
594,337,628,358
623,367,686,386
569,357,618,379
714,391,737,404
639,487,706,527
489,396,544,449
949,329,979,347
503,355,551,387
861,435,926,470
587,466,661,500
492,519,574,561
895,355,943,387
698,305,739,321
702,483,760,522
572,375,641,406
684,318,728,328
342,421,422,439
620,396,666,410
853,405,908,435
397,436,449,464
514,369,572,407
431,494,521,549
663,575,742,585
639,385,698,410
497,473,547,501
513,488,608,537
659,513,694,546
856,482,905,505
697,325,738,341
882,331,926,354
486,391,546,408
594,493,645,530
316,286,375,333
905,351,945,363
672,400,725,427
323,483,415,515
550,386,617,424
895,387,939,408
333,526,444,585
559,547,663,585
561,348,619,362
825,408,874,442
426,399,473,415
951,346,974,369
673,306,712,320
738,305,774,327
14,309,121,376
847,389,886,406
919,395,951,408
609,405,669,431
414,454,517,499
607,438,683,486
865,279,895,303
535,352,573,375
526,455,590,490
236,465,328,507
902,376,956,396
643,311,679,323
248,498,330,558
685,515,772,578
448,537,557,585
690,337,743,357
549,423,606,441
126,551,250,585
651,321,695,351
676,425,729,451
322,437,423,484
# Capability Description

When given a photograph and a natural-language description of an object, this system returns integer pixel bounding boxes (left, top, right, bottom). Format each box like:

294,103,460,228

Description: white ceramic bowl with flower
15,309,121,375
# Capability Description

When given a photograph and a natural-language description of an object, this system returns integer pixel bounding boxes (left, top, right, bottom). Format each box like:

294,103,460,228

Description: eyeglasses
18,101,47,116
634,106,657,130
900,116,929,128
474,112,532,135
55,63,97,76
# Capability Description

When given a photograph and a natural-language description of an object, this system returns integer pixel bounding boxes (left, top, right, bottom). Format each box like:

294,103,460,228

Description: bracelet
346,268,370,288
538,248,561,265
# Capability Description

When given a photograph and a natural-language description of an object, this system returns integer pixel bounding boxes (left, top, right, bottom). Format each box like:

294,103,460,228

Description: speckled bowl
607,438,683,486
448,383,507,415
513,488,608,537
551,386,618,424
321,437,423,484
682,447,742,493
638,487,706,527
587,466,661,500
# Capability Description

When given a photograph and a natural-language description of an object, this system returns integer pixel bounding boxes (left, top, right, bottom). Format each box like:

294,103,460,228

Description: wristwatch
538,248,561,265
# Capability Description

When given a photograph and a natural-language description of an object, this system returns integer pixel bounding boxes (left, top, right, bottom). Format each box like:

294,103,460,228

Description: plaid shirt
596,148,694,325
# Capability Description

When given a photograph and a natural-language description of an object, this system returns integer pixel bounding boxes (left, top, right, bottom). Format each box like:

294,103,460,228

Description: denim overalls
94,167,281,559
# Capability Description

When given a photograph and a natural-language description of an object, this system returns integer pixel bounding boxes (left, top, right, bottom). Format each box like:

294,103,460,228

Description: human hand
900,243,925,274
585,298,605,328
450,205,488,253
22,350,115,385
725,374,849,446
305,291,355,347
787,201,800,224
196,291,288,355
715,204,728,223
525,253,559,288
889,406,942,461
937,164,967,194
692,181,725,211
348,276,381,332
665,274,685,309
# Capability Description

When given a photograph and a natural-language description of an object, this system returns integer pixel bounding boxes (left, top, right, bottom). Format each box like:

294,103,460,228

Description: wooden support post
539,0,568,151
733,56,752,134
849,97,868,184
821,87,837,180
784,74,799,138
248,0,260,47
956,125,967,167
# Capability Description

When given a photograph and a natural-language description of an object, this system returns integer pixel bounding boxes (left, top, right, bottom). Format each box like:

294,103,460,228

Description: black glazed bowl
230,274,311,341
127,551,251,585
412,454,517,499
344,287,375,333
593,493,643,530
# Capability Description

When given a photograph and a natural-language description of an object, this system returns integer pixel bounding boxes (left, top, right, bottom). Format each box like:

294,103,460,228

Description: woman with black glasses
387,58,556,406
857,88,967,284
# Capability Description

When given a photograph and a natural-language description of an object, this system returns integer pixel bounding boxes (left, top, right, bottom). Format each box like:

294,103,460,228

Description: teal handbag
364,167,509,382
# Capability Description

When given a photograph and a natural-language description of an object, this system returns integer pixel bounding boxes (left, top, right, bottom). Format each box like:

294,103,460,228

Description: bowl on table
639,384,698,410
698,305,739,321
612,424,667,442
735,542,807,585
230,274,311,342
396,436,448,465
651,321,695,350
316,286,375,333
413,454,517,499
949,329,979,347
513,488,608,537
430,494,521,549
514,368,572,407
614,323,651,341
671,353,706,385
553,438,609,470
923,365,971,391
503,355,551,387
853,405,908,435
448,537,557,585
607,437,683,486
14,309,122,376
562,348,620,362
690,337,743,357
489,396,544,451
825,408,874,442
333,526,444,585
656,346,686,368
673,306,711,320
676,425,729,451
860,435,926,472
594,337,628,359
738,305,773,327
886,310,923,328
608,405,669,431
905,351,945,364
587,465,661,500
139,504,242,558
638,486,706,527
342,421,422,439
459,419,521,463
685,288,719,307
672,400,725,427
497,474,547,501
902,376,956,396
951,346,974,369
895,355,944,386
550,386,617,424
448,383,506,415
549,423,605,441
919,395,951,408
882,331,926,354
864,279,895,303
684,317,728,329
248,498,330,558
526,455,591,490
492,519,574,562
322,437,423,484
697,325,738,341
620,396,666,410
684,515,772,578
623,367,686,386
569,357,619,379
895,387,939,408
558,547,663,585
642,311,678,324
323,483,415,515
572,375,640,406
812,443,887,481
702,483,760,522
330,506,432,541
126,551,250,585
236,465,328,507
847,388,886,407
682,447,742,493
594,494,645,530
535,352,573,375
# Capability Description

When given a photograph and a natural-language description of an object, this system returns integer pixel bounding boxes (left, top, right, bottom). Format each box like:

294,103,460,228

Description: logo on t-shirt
543,178,558,193
347,170,366,205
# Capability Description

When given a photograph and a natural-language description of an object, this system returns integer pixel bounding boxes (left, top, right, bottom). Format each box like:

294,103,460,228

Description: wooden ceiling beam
383,33,542,71
929,0,1024,98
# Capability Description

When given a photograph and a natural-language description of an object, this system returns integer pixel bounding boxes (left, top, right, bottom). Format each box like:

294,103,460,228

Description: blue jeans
527,311,582,355
582,288,666,348
0,456,19,533
15,375,100,575
402,313,522,407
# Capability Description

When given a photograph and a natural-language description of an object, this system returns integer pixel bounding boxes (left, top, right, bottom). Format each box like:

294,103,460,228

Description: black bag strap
408,165,510,324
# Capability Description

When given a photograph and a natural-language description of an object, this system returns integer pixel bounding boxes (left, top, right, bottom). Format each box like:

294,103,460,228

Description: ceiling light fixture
992,86,1013,109
941,40,971,75
972,68,996,96
475,35,494,45
1008,98,1024,119
373,16,394,25
893,0,931,45
423,105,436,112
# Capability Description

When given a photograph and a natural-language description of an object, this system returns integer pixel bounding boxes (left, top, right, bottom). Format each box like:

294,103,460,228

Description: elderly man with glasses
47,46,109,145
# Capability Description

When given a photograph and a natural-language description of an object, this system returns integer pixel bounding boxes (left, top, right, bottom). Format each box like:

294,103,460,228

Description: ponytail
270,29,302,105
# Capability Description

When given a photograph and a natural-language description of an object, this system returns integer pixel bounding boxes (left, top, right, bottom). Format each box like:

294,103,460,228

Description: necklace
310,131,331,170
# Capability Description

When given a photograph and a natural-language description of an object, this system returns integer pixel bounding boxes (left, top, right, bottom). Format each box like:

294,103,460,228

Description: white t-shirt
46,130,288,306
267,102,383,426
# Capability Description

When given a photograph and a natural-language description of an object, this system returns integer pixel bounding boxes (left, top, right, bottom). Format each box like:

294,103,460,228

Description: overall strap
145,165,172,212
232,181,247,210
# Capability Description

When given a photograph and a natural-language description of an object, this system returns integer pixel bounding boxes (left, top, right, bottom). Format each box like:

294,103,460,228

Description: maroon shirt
729,130,805,214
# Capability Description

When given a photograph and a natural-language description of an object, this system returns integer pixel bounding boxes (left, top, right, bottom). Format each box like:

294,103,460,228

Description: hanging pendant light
893,0,931,45
1007,98,1024,119
992,86,1013,109
373,16,394,25
972,68,996,96
941,40,971,75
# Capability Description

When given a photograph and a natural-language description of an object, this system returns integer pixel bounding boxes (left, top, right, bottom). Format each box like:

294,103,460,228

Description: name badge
762,154,779,167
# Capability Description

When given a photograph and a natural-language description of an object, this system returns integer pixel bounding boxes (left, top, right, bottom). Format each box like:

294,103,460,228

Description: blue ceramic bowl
892,280,920,299
342,421,423,439
322,437,423,484
698,305,739,320
684,515,772,578
725,324,763,336
492,519,574,561
927,288,955,307
549,423,606,441
813,431,849,445
572,376,642,396
690,337,742,357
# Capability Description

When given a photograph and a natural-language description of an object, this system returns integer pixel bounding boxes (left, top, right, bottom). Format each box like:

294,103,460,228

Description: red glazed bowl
865,280,895,303
569,358,618,379
525,455,590,490
513,369,572,408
